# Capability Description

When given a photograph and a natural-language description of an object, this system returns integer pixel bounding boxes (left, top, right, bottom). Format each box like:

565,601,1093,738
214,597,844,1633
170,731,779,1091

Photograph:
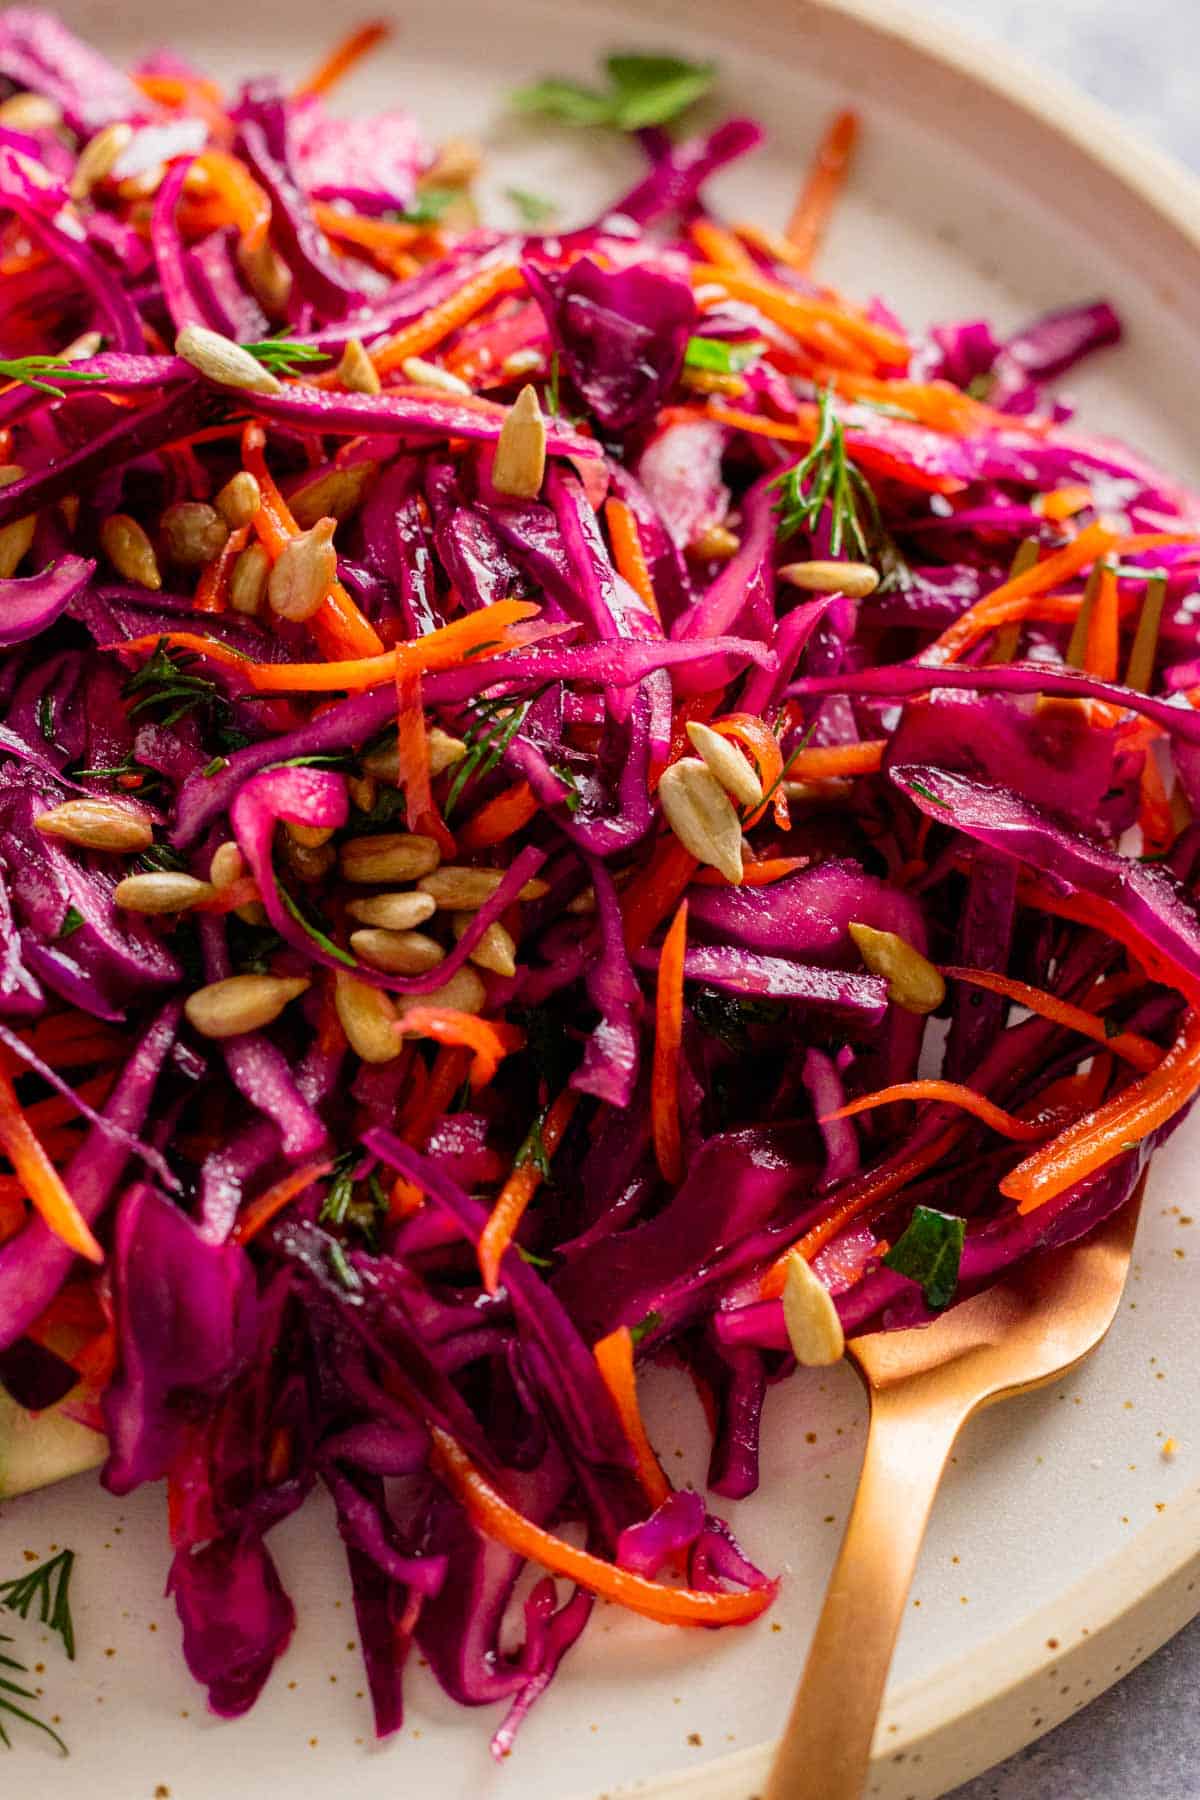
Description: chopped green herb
57,906,84,940
690,985,786,1051
0,354,106,399
546,350,561,417
505,186,559,226
0,1634,68,1754
1108,563,1170,582
278,883,357,967
242,332,328,376
512,52,716,132
201,755,229,778
227,917,285,974
397,187,459,225
0,1550,76,1660
882,1206,966,1310
548,760,582,812
509,1004,578,1094
134,842,187,875
320,1156,357,1228
123,639,223,732
770,387,880,560
327,1238,362,1292
516,1244,555,1269
629,1309,663,1347
683,336,762,375
35,694,56,743
904,778,950,809
966,373,994,402
514,1113,551,1178
445,690,545,816
268,752,354,771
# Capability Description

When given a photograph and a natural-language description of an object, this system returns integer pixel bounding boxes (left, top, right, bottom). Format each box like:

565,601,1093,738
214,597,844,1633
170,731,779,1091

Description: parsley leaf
512,52,716,132
57,906,84,940
882,1206,966,1311
683,336,762,375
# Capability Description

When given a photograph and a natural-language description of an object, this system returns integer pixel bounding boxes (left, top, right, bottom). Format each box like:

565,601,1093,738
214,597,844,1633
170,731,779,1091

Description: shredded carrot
234,598,545,692
786,109,859,266
779,739,886,781
233,1157,335,1245
604,497,661,622
394,668,433,833
811,367,1026,438
651,692,723,793
732,218,814,276
689,263,907,367
941,967,1159,1071
1002,1008,1200,1212
1039,484,1094,523
0,1189,25,1243
1138,751,1178,859
193,523,249,613
311,202,438,276
824,1080,1053,1142
389,1177,426,1220
593,1326,671,1508
399,1043,471,1149
925,523,1119,664
0,1068,102,1262
372,263,526,373
693,855,807,887
429,1426,772,1625
457,781,539,851
1016,874,1200,1011
687,218,758,272
621,837,698,954
189,150,271,248
397,1008,524,1090
478,1088,579,1294
651,901,688,1185
1085,562,1120,682
701,403,963,495
294,19,391,98
711,713,784,801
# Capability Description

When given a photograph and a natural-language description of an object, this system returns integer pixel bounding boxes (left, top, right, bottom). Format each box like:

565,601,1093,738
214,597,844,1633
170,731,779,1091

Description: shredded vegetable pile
2,9,1200,1756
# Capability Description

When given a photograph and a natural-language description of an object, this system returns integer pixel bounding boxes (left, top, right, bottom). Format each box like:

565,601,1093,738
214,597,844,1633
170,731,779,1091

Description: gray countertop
927,15,1200,1798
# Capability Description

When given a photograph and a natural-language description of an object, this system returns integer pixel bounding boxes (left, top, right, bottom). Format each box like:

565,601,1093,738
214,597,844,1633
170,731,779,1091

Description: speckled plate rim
589,6,1200,1793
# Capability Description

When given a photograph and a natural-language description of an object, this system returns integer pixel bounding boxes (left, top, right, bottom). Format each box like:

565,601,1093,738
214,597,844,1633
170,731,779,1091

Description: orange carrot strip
811,367,1029,438
702,404,962,495
621,837,698,954
372,264,526,373
594,1326,671,1508
712,713,784,794
478,1088,579,1295
824,1080,1052,1142
1016,874,1200,1010
786,109,859,266
783,739,886,780
394,668,433,832
1002,1008,1200,1212
1138,752,1177,859
1039,484,1093,523
690,262,906,366
397,1008,524,1090
605,497,661,623
732,218,814,275
925,523,1119,664
0,1189,25,1242
687,219,758,272
457,781,539,851
294,20,391,99
0,1068,102,1262
398,1043,471,1149
429,1425,773,1626
191,150,271,248
232,1158,335,1245
941,968,1159,1071
693,855,807,887
193,523,249,613
651,900,688,1184
237,599,544,692
1085,562,1120,682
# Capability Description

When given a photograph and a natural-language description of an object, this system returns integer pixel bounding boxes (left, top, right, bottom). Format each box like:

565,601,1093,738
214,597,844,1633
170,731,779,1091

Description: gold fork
764,1186,1143,1800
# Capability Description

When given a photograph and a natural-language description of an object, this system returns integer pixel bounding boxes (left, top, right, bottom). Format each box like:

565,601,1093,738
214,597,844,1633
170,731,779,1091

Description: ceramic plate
4,2,1200,1796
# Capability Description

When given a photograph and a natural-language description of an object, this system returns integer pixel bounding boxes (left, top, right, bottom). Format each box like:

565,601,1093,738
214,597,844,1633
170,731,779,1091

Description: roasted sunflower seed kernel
116,165,164,202
347,891,437,931
114,871,216,914
334,970,401,1064
35,799,154,852
161,501,229,567
492,384,546,500
289,463,377,530
268,517,337,621
282,836,335,883
362,739,402,784
340,832,441,883
229,541,270,616
237,235,293,316
657,757,744,885
848,921,945,1014
685,721,763,808
422,136,482,187
427,727,468,777
215,470,262,529
347,773,378,813
69,121,133,201
285,822,334,849
394,965,487,1020
779,559,880,599
566,885,596,915
451,913,517,978
0,513,36,580
0,92,63,131
400,356,472,396
63,331,103,364
350,927,446,975
782,1251,845,1366
688,523,741,562
500,348,545,382
185,974,310,1040
100,513,161,590
336,338,381,396
175,323,284,396
209,841,244,887
418,865,543,910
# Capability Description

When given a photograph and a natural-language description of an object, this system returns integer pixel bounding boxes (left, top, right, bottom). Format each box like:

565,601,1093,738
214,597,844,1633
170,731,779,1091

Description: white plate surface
3,3,1200,1797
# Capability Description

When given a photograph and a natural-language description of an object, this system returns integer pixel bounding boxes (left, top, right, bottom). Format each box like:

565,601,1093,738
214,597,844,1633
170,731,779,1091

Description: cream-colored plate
3,2,1200,1796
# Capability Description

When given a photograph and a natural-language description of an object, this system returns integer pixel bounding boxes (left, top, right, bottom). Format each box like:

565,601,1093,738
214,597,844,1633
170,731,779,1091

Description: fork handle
764,1387,971,1800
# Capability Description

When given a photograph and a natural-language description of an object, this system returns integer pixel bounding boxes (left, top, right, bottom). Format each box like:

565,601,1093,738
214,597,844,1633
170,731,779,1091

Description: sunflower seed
237,235,293,316
394,966,487,1019
346,891,437,931
422,137,481,187
0,93,63,131
286,822,334,849
100,513,161,590
848,921,945,1014
63,331,103,363
215,470,262,529
418,865,545,910
114,871,216,914
657,758,744,884
209,841,244,887
401,356,472,396
779,559,880,599
230,541,270,616
161,500,229,567
347,773,378,813
688,523,740,561
36,799,153,852
500,348,545,381
782,1252,845,1366
350,927,446,975
0,508,35,579
185,974,310,1039
428,727,468,776
282,836,335,882
492,384,545,499
69,121,133,201
334,970,401,1063
175,323,284,396
340,832,441,883
267,517,337,621
336,338,381,396
289,462,377,529
685,721,763,808
451,913,517,978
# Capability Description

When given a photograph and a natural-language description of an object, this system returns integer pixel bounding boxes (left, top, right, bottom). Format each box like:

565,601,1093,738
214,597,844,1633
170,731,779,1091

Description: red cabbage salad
1,9,1199,1757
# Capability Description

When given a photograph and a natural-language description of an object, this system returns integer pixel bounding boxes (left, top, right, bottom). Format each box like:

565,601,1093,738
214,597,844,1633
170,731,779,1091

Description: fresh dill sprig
444,689,546,816
0,1550,76,1662
242,333,328,377
0,355,105,400
770,388,880,559
122,639,223,731
0,1634,67,1755
513,1112,551,1178
319,1153,357,1229
134,842,188,875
